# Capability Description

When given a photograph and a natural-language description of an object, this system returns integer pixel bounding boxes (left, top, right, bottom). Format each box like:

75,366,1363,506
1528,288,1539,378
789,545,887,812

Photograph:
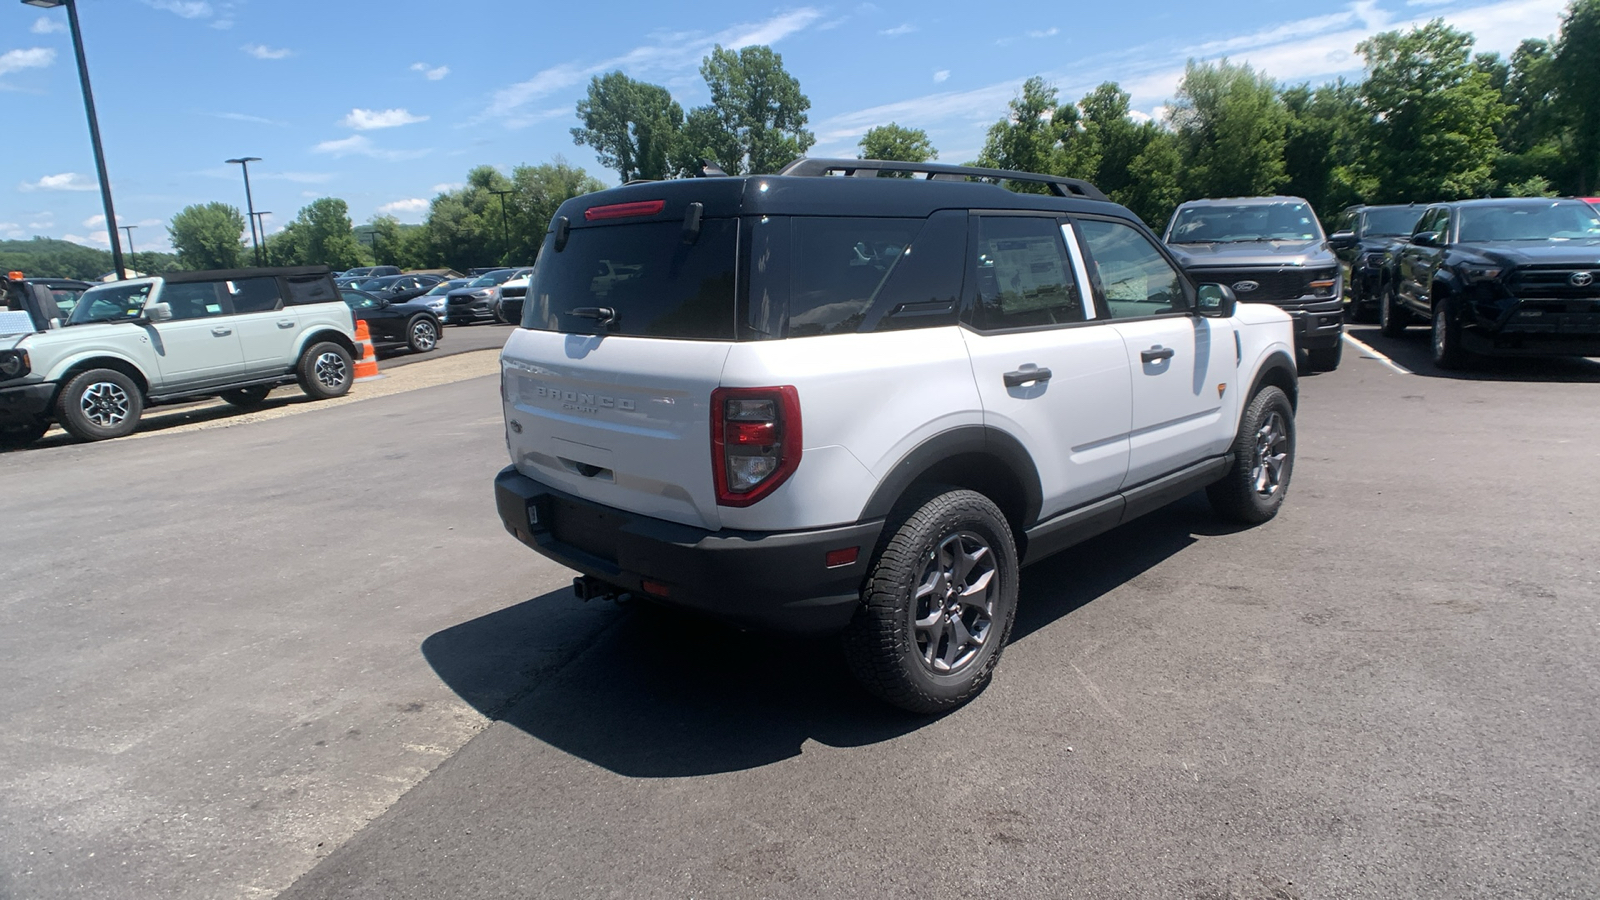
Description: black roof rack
776,157,1109,201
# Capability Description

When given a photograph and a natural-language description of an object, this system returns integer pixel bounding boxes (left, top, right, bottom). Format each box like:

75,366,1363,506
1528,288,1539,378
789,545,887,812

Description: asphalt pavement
3,335,1598,900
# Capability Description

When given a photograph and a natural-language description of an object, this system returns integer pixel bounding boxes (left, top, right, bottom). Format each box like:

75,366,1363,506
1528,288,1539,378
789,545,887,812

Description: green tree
272,198,368,269
168,202,246,270
571,72,684,183
1281,80,1369,221
1169,59,1290,199
1551,0,1600,193
1357,20,1507,201
365,216,405,267
858,123,937,162
421,165,511,272
676,45,814,175
974,77,1086,190
506,158,605,263
1119,133,1184,231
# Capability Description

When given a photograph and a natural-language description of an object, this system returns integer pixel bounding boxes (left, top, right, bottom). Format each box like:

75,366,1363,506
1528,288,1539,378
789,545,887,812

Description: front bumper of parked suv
0,382,53,425
494,466,881,634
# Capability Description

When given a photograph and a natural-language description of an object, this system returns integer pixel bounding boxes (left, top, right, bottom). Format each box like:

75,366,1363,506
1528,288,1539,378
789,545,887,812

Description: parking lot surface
3,335,1598,899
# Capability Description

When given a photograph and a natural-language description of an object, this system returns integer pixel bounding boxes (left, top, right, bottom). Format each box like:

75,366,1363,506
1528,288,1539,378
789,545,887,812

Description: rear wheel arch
860,426,1042,539
296,329,357,361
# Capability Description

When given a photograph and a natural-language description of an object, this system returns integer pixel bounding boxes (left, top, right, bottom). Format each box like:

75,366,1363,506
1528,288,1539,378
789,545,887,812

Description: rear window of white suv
524,219,739,340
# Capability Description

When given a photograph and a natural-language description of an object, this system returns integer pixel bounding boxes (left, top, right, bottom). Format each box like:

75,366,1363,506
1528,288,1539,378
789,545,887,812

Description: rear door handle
1003,367,1052,388
1140,345,1175,363
211,327,233,337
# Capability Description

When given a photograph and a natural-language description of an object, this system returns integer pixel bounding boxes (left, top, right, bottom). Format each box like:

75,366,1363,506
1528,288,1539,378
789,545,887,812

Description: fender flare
859,425,1043,529
46,351,152,389
292,327,358,360
1245,349,1299,412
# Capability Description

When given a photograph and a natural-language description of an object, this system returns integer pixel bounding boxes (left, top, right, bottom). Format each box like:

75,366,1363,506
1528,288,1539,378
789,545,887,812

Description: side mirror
1411,231,1440,247
1196,283,1238,318
143,301,172,323
1328,230,1356,249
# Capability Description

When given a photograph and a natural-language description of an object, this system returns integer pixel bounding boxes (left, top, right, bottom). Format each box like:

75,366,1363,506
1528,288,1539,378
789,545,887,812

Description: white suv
0,266,359,446
494,160,1299,712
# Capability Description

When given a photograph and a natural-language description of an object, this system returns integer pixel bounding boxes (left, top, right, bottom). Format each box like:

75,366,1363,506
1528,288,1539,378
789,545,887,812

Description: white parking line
1343,332,1413,375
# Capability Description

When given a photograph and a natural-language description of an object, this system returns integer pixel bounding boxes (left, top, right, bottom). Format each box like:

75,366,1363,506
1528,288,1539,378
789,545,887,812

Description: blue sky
0,0,1570,254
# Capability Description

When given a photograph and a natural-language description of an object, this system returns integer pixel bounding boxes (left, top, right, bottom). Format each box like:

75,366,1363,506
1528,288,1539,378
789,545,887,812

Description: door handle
277,320,295,329
1003,367,1052,388
211,327,233,337
1140,345,1175,363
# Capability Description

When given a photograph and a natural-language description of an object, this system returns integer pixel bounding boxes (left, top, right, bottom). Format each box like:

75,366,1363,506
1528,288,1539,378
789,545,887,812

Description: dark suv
1382,198,1600,367
1328,204,1423,322
1163,196,1344,371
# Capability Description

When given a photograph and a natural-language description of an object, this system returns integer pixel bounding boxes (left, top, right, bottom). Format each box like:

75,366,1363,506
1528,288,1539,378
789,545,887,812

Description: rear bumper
494,466,881,634
0,382,53,424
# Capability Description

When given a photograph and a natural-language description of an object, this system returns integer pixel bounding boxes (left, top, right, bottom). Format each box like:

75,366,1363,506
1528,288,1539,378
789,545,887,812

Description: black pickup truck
1381,198,1600,368
1328,204,1422,323
1163,196,1344,371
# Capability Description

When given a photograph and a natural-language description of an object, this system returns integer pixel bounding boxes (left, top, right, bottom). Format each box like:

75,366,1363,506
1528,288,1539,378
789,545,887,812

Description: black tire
1347,275,1377,324
1206,386,1295,525
841,487,1020,714
55,367,144,442
220,385,272,408
1431,299,1470,370
0,417,48,449
1306,340,1342,372
406,315,439,353
296,341,354,400
1379,283,1409,338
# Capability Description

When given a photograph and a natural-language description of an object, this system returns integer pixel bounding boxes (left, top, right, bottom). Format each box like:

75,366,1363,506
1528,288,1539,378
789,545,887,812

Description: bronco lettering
534,385,636,411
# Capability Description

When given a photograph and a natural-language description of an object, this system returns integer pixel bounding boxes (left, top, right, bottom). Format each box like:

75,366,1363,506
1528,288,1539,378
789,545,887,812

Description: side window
1075,218,1189,319
786,217,922,336
341,290,379,310
1336,210,1356,235
1418,208,1447,237
161,281,232,320
969,216,1085,330
284,275,338,305
223,276,282,314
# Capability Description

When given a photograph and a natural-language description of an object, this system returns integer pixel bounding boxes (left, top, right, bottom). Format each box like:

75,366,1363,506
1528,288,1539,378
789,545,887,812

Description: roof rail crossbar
775,158,1109,201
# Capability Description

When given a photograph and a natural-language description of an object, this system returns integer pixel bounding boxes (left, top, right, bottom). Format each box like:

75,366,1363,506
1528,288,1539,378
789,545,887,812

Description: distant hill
0,237,180,280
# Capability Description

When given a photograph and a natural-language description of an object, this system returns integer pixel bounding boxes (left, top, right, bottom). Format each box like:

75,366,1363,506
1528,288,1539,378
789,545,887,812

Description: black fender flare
1247,349,1299,411
859,425,1043,530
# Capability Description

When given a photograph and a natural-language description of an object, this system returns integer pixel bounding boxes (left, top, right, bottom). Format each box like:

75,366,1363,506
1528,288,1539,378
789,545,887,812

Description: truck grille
1508,268,1600,299
1183,267,1333,304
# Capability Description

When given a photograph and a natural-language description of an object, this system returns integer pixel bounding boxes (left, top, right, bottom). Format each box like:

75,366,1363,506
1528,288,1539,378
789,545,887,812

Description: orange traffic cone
353,320,383,382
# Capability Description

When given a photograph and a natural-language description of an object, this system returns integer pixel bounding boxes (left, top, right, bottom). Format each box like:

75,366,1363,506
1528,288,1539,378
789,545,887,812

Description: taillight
711,386,801,507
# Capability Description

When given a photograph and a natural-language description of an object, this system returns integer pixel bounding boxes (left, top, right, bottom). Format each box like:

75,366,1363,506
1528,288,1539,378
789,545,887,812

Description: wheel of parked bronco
55,367,144,442
220,385,272,408
841,487,1019,714
1206,386,1295,525
296,341,354,400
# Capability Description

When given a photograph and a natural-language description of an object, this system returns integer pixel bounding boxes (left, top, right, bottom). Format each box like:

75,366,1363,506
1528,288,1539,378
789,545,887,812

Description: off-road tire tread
55,367,144,442
296,342,353,400
841,486,1019,714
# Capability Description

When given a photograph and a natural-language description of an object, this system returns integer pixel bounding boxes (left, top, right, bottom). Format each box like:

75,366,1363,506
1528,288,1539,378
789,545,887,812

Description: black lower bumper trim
495,467,882,634
0,383,54,424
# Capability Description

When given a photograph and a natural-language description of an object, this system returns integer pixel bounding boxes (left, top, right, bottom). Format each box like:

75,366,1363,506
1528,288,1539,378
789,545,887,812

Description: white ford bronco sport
0,266,359,446
494,159,1299,712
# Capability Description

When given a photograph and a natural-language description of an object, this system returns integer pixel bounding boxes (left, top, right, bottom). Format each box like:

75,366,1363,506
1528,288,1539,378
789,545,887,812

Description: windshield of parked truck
1457,203,1600,242
67,282,156,325
1364,207,1423,237
1168,202,1322,243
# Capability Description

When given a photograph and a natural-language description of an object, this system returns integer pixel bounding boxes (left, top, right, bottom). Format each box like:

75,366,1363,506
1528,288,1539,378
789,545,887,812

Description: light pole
120,224,136,265
489,188,513,265
251,212,271,265
25,0,126,279
226,156,262,266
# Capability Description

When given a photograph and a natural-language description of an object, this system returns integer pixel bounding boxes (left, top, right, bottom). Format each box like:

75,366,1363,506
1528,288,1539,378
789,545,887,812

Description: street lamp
489,188,513,265
25,0,127,280
120,224,136,263
251,212,271,265
226,156,263,266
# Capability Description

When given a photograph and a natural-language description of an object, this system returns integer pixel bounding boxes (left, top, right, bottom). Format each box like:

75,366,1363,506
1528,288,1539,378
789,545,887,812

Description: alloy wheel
1251,410,1289,496
80,381,131,428
314,351,349,389
411,320,438,350
912,531,999,674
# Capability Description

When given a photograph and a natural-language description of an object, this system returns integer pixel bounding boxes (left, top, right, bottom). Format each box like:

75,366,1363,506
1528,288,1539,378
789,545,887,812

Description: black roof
550,158,1133,229
5,276,92,289
1424,197,1596,209
156,265,333,284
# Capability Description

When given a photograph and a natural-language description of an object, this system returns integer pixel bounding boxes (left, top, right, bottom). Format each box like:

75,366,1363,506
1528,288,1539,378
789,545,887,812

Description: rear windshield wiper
569,307,618,327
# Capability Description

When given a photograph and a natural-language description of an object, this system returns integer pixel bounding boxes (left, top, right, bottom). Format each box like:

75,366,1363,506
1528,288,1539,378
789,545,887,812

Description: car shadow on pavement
2,391,312,453
422,493,1234,779
1347,325,1600,383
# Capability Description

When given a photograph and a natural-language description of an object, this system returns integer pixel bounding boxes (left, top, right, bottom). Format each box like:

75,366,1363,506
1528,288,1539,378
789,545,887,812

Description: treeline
15,5,1596,280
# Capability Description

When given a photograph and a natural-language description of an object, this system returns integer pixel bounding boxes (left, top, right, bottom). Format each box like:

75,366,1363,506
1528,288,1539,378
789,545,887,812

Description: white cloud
31,17,66,34
145,0,212,19
431,182,464,193
242,44,292,60
311,135,430,161
376,198,430,222
482,8,822,126
410,62,450,80
210,111,287,126
881,23,916,36
1028,27,1060,38
934,70,950,83
0,48,55,77
19,172,96,192
1408,0,1455,6
341,108,428,130
64,231,110,247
